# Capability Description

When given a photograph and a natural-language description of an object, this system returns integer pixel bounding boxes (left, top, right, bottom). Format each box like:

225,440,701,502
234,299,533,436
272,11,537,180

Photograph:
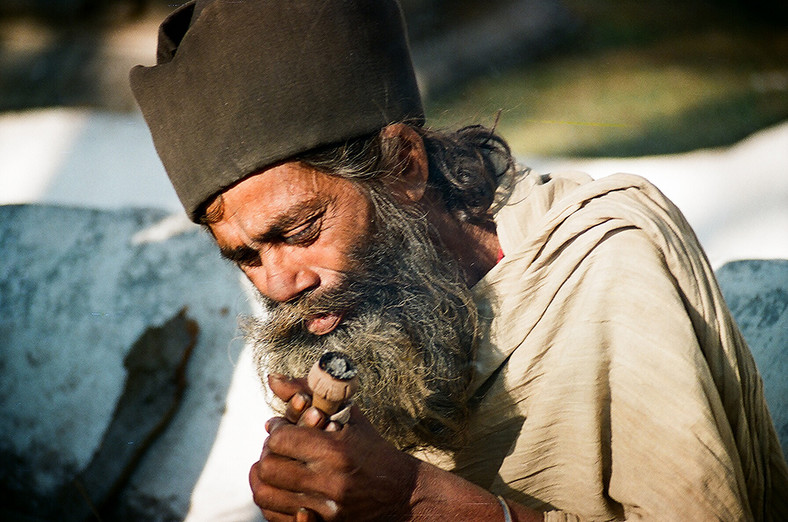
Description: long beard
242,186,479,452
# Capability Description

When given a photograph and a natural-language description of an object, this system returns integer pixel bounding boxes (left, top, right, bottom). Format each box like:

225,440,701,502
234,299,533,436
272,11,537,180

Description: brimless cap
130,0,424,221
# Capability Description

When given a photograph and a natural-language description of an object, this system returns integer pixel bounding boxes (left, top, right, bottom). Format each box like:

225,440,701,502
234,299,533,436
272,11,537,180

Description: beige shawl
425,170,788,520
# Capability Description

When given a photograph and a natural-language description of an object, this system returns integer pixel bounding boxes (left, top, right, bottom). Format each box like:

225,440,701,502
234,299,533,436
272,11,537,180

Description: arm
249,375,542,521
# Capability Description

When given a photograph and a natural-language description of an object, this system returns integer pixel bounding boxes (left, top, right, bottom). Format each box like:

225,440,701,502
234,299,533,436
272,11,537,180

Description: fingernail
298,407,324,428
296,507,314,522
291,392,307,411
266,417,285,433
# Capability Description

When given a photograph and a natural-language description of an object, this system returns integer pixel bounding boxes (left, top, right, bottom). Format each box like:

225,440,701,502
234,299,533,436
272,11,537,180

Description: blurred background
0,0,786,157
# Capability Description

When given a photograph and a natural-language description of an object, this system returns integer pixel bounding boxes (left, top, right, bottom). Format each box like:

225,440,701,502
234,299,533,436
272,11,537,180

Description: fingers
254,451,320,494
285,392,312,424
268,373,310,402
250,458,310,516
296,507,318,522
265,416,289,434
250,454,331,521
265,421,341,465
251,481,315,522
267,407,328,434
270,374,332,428
325,421,342,432
297,407,328,429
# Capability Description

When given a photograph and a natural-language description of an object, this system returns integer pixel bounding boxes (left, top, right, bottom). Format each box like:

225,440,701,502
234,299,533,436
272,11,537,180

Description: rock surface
716,259,788,457
0,204,250,520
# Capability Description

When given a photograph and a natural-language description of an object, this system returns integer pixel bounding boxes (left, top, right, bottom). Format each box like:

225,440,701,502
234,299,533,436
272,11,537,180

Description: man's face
208,162,375,335
209,161,478,451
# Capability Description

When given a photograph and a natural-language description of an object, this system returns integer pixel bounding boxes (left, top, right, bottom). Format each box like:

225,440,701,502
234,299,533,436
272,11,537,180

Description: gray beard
241,185,479,452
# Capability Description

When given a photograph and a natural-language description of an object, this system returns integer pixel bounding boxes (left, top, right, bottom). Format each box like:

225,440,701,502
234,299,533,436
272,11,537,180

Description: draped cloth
424,170,788,520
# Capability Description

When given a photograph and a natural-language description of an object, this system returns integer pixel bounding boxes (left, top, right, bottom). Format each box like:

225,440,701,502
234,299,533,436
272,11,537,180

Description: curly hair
296,123,516,226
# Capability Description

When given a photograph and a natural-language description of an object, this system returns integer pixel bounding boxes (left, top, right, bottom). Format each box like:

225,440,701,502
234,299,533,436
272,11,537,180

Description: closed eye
220,244,262,268
282,213,323,246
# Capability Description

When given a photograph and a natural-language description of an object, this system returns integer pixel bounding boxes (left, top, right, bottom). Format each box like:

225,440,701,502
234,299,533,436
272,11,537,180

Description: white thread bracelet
496,495,513,522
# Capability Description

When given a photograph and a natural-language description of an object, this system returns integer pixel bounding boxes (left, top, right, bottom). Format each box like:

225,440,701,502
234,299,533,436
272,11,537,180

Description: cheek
303,185,375,281
307,236,363,276
303,221,370,281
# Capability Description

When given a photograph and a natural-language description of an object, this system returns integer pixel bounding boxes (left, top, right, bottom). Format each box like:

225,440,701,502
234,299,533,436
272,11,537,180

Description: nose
246,248,319,303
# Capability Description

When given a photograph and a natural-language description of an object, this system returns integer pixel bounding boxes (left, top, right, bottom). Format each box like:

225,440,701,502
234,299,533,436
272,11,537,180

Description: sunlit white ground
3,108,786,268
2,108,786,520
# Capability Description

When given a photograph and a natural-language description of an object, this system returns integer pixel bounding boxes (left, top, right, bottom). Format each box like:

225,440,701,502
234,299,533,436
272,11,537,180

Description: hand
249,375,420,521
271,374,346,432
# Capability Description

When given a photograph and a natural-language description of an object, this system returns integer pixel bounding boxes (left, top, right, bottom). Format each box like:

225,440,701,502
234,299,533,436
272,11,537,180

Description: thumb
267,373,310,402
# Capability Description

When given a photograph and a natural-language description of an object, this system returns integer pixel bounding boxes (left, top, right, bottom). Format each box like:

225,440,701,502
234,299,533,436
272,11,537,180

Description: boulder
716,259,788,457
0,204,250,521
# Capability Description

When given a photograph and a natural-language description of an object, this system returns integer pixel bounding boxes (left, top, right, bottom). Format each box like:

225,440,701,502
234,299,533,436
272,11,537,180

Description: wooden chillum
307,351,359,416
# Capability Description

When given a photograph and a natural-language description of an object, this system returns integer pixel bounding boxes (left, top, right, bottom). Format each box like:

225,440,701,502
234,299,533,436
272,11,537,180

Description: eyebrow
218,196,328,263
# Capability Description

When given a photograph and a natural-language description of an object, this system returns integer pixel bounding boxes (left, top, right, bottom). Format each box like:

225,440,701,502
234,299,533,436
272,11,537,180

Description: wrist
408,459,543,522
408,458,502,519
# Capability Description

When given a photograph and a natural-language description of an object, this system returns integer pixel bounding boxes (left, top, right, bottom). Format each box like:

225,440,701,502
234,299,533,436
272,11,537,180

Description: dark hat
130,0,424,221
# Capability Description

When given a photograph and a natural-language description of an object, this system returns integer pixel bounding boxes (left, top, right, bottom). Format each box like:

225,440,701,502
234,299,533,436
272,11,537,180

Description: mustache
259,270,366,338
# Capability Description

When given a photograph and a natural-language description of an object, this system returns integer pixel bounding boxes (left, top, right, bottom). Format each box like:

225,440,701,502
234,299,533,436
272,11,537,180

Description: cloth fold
439,170,788,520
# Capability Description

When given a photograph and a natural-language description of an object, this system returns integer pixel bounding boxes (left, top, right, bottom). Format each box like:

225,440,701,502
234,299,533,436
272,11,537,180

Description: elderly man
131,1,788,520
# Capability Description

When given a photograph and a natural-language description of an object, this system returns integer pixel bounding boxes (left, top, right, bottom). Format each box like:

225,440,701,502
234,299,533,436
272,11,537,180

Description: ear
380,123,429,203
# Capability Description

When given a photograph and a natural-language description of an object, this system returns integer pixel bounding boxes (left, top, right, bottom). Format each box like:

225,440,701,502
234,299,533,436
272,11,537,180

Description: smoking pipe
307,351,359,416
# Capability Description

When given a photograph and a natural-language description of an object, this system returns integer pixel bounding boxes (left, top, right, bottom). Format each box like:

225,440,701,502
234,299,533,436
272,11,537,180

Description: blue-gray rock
716,259,788,457
0,204,250,521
